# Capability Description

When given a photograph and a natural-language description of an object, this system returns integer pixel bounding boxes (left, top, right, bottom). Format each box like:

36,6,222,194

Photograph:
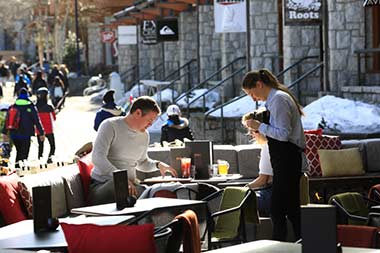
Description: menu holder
302,204,336,253
33,185,52,233
185,140,213,179
113,169,130,210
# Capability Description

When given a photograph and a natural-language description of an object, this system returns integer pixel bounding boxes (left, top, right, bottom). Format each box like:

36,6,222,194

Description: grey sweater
91,116,158,182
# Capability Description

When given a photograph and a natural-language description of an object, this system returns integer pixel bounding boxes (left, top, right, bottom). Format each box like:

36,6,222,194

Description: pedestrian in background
31,71,47,95
93,89,125,131
3,88,45,166
241,68,305,241
160,104,194,145
35,87,56,163
51,76,65,110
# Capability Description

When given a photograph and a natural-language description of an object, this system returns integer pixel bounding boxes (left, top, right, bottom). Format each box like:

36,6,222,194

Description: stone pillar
139,42,163,80
179,11,197,89
328,0,365,90
118,44,138,90
250,0,280,72
283,23,320,104
221,32,246,98
199,5,222,81
87,22,104,69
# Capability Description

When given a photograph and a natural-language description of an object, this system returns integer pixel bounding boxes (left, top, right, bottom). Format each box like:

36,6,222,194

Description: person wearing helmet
160,104,194,145
35,87,56,163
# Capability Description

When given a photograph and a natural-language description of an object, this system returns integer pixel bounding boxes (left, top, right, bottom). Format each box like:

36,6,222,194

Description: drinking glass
217,160,230,175
180,158,191,178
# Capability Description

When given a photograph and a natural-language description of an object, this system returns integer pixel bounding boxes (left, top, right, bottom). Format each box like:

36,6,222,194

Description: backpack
5,105,20,130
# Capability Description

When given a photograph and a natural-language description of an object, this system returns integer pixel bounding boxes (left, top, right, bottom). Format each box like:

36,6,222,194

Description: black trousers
37,133,55,159
268,137,302,241
12,138,31,166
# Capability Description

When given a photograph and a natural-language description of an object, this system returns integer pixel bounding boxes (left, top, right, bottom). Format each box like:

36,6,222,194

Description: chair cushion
363,139,380,172
305,134,342,177
0,173,27,224
304,128,323,135
318,148,365,177
61,223,156,253
77,153,94,201
61,164,85,210
235,144,261,178
18,169,68,218
337,225,377,248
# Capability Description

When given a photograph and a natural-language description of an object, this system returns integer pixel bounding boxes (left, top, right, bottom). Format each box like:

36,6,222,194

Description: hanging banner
214,0,247,33
101,31,116,43
157,18,179,42
363,0,380,7
141,20,157,45
284,0,322,26
118,26,137,45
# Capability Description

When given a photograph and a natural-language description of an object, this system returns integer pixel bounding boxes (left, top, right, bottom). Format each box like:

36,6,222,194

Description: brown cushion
318,148,365,177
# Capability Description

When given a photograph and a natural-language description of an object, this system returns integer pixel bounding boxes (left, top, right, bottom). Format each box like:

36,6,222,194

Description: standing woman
241,69,305,241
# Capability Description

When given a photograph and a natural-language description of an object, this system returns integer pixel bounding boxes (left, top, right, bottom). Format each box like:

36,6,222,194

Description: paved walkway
2,82,99,165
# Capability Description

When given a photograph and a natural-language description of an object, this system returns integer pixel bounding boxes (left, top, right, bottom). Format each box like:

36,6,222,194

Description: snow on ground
302,95,380,133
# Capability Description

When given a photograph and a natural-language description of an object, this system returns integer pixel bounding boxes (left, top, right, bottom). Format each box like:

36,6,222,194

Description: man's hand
245,119,261,131
157,162,178,177
128,179,138,197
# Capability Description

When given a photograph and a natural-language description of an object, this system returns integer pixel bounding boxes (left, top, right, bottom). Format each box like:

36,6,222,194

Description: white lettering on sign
289,10,319,19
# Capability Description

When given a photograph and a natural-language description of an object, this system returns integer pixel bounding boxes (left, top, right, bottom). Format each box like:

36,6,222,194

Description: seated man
88,96,178,205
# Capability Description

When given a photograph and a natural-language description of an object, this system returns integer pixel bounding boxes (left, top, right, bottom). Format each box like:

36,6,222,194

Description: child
35,87,56,163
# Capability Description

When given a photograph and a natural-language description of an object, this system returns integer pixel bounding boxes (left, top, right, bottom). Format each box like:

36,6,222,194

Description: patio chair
202,186,259,250
328,192,380,225
368,184,380,202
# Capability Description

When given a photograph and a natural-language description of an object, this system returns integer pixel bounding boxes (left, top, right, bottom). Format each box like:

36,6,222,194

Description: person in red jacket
35,87,56,163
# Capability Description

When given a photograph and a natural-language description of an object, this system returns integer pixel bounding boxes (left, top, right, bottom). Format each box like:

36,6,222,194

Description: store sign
118,26,137,45
101,31,116,43
363,0,380,6
141,20,157,44
214,0,246,33
157,18,179,42
284,0,322,26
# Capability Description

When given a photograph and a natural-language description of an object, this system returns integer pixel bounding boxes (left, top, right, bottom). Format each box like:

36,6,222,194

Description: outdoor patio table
0,215,134,251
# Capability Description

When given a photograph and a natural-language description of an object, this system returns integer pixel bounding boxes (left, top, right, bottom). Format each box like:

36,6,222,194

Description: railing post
221,106,224,144
357,52,362,86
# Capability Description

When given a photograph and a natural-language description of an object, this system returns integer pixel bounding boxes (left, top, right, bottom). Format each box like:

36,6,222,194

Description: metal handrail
156,70,195,104
163,59,196,81
186,65,246,115
120,65,137,80
288,62,324,90
175,56,246,103
277,55,319,77
354,48,380,86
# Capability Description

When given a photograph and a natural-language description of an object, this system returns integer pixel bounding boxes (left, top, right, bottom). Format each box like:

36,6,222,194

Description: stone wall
118,44,138,90
199,5,222,81
328,0,365,90
87,23,104,69
283,24,321,105
250,0,280,72
179,10,198,90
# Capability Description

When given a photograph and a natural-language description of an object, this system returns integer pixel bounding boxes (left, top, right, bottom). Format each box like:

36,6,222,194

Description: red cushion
61,223,156,253
0,173,27,224
337,225,377,248
304,128,323,135
305,134,342,177
77,153,94,201
153,190,177,199
18,181,33,218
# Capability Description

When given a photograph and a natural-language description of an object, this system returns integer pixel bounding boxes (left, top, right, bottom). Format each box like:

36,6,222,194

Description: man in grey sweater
88,96,178,205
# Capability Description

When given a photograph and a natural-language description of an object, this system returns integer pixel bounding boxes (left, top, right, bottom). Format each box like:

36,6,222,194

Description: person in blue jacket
93,89,125,131
3,88,45,166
